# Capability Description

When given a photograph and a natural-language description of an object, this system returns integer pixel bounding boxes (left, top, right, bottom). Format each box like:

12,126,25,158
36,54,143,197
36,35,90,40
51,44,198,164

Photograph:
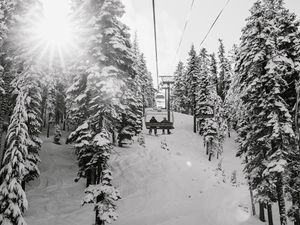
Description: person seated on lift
149,116,158,135
161,117,170,134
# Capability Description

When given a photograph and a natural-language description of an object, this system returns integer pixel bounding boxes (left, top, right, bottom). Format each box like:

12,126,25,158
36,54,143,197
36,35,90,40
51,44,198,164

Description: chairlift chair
145,108,174,132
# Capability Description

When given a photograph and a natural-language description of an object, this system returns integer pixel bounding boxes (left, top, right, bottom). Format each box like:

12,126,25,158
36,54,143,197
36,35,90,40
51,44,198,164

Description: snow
110,112,259,225
24,134,94,225
24,112,288,225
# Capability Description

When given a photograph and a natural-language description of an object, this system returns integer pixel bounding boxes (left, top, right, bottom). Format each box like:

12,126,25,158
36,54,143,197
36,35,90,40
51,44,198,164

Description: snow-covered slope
110,112,260,225
24,113,268,225
25,134,93,225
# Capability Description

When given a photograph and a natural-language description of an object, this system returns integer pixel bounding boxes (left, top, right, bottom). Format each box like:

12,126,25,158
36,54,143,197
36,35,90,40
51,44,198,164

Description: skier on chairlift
149,116,158,135
160,117,170,134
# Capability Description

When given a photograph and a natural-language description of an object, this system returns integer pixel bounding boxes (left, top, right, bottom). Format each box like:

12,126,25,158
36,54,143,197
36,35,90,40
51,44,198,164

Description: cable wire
176,0,196,55
152,0,159,89
199,0,230,47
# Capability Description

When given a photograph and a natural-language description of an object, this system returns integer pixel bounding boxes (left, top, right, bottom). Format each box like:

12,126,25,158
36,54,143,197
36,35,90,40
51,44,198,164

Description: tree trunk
206,142,209,155
47,121,50,138
249,185,256,216
95,196,105,225
86,169,91,187
91,167,96,185
259,202,266,222
44,108,47,128
112,131,115,145
208,140,213,161
267,204,273,225
118,139,122,147
0,95,4,167
208,153,213,161
277,175,287,225
298,191,300,225
0,128,4,168
95,165,104,225
292,193,300,225
63,119,66,131
22,180,25,191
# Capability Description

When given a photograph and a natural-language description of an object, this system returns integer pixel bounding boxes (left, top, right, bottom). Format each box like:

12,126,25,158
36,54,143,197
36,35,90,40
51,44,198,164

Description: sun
30,0,79,66
36,14,73,48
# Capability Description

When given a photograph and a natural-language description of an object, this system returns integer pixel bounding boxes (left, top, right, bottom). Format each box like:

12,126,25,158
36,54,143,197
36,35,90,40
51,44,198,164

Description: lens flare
28,0,80,67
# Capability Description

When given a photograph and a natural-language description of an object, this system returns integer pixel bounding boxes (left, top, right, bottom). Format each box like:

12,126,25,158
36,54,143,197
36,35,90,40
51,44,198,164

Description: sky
121,0,300,87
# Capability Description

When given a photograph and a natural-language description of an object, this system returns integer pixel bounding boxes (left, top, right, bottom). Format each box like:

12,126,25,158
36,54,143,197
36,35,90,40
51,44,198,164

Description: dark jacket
161,119,169,123
150,117,158,123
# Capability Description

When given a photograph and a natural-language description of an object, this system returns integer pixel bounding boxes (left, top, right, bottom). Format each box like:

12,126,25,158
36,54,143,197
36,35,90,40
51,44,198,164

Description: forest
0,0,300,225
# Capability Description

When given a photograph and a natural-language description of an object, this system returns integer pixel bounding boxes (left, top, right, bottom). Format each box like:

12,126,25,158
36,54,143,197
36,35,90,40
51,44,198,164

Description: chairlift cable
176,0,196,55
199,0,231,47
152,0,159,90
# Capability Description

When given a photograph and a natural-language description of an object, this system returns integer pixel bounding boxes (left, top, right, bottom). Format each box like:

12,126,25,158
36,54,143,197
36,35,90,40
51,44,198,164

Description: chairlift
144,108,174,132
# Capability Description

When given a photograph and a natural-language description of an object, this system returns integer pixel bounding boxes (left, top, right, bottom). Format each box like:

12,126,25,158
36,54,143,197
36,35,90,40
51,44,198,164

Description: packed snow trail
23,113,276,225
25,132,93,225
110,112,261,225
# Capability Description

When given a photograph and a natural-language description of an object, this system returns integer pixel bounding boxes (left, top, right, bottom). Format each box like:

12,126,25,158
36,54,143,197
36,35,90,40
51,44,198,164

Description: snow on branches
82,170,121,224
0,90,28,225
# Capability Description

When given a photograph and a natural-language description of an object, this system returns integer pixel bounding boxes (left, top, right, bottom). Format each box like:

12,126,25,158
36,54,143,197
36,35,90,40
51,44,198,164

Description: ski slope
25,133,94,225
24,112,266,225
111,112,260,225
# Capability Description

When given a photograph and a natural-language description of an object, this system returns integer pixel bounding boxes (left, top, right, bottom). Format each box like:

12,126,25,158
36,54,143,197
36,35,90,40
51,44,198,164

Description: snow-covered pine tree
195,48,214,132
20,67,43,184
209,53,218,93
68,0,138,223
54,79,67,125
217,39,232,102
173,61,188,113
274,5,300,225
0,0,43,186
82,116,121,224
195,48,226,160
0,0,19,161
117,90,137,147
130,38,144,132
185,44,199,115
235,1,300,224
137,53,155,108
66,66,91,127
0,89,28,225
67,121,94,186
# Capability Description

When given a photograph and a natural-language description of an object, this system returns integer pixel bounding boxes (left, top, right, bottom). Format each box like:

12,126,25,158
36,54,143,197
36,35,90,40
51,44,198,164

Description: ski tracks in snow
111,112,260,225
25,136,94,225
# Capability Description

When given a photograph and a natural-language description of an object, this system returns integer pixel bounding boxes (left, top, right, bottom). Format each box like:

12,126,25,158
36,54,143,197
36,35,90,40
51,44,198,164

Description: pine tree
196,48,226,160
66,66,90,127
235,1,300,224
0,90,28,225
195,48,211,135
173,61,187,112
22,67,43,183
209,53,218,93
0,0,19,161
67,0,138,222
217,39,232,102
132,34,155,112
185,45,199,115
67,121,93,185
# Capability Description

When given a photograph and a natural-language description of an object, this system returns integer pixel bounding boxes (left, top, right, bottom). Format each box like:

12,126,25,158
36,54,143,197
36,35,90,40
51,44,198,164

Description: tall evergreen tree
210,53,218,93
196,48,226,160
0,90,28,225
235,1,300,224
173,61,187,112
186,44,199,115
217,39,232,102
